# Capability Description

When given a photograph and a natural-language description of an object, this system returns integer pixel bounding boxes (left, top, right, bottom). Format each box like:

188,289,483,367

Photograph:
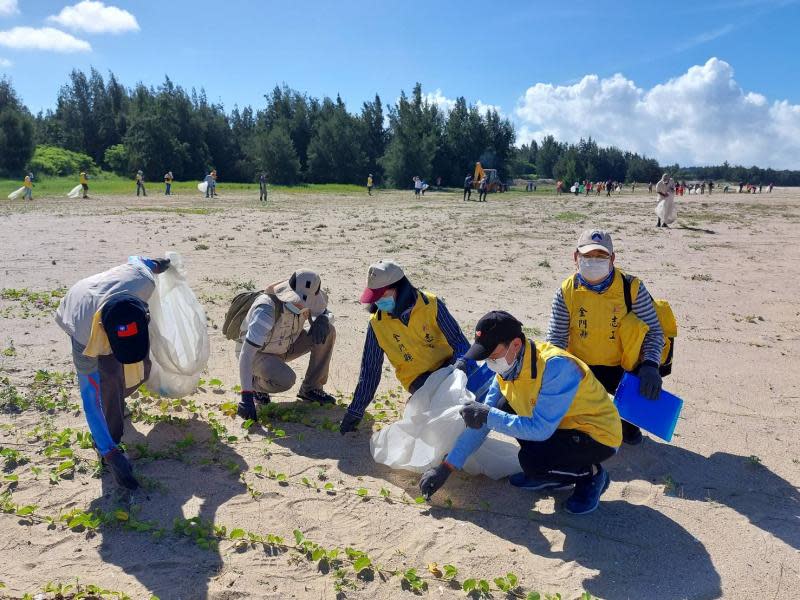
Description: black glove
310,314,330,344
419,462,453,500
339,412,361,435
638,362,662,400
237,391,257,420
460,400,490,429
151,258,171,274
453,358,468,373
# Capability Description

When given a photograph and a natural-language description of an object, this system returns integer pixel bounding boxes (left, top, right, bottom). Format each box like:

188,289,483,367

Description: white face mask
578,256,611,282
486,346,514,374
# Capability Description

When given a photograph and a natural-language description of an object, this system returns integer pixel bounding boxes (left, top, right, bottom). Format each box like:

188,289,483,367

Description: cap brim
463,341,492,362
577,244,611,255
108,336,149,364
274,280,302,304
360,286,388,304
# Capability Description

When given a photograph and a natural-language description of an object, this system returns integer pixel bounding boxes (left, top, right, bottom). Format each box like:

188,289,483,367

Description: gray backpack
222,291,283,341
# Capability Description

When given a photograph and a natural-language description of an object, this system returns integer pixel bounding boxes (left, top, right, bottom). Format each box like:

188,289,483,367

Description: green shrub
103,144,129,175
28,145,98,177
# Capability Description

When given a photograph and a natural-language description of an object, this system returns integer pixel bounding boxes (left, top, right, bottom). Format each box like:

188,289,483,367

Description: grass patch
553,211,586,222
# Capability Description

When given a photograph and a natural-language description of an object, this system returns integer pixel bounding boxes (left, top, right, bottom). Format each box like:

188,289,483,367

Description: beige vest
254,295,307,356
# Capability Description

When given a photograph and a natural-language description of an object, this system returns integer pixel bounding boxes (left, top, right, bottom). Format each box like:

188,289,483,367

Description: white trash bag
146,251,210,397
67,184,83,198
197,181,208,194
8,187,25,200
370,366,520,480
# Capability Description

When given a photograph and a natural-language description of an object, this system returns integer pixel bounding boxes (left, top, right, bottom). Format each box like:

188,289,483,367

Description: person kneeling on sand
340,259,484,433
236,270,337,421
56,256,172,490
546,229,664,445
419,311,622,514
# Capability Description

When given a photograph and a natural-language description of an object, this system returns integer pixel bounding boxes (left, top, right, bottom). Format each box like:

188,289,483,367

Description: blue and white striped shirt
347,299,471,419
546,269,664,365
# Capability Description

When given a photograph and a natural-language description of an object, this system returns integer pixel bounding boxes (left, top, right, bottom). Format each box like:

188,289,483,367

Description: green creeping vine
0,490,586,598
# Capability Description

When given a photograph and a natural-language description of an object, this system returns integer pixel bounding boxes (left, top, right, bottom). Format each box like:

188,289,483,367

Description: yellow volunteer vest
561,269,641,367
497,340,622,447
80,173,88,185
370,291,454,391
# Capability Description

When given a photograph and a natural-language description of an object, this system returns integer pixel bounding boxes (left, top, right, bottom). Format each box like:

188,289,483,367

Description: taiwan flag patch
117,322,139,338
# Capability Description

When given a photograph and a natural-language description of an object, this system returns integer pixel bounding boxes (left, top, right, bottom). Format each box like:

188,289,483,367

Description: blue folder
613,372,684,442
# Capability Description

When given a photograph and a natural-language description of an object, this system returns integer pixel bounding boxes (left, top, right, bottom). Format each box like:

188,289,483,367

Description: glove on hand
339,412,361,435
638,363,662,400
419,462,453,499
460,400,490,429
151,258,171,274
453,358,468,373
237,391,258,421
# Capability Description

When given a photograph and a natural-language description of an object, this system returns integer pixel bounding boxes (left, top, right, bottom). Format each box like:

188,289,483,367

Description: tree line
3,71,800,186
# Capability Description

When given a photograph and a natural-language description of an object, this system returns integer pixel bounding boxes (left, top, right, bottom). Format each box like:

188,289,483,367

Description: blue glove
638,362,662,400
460,400,490,429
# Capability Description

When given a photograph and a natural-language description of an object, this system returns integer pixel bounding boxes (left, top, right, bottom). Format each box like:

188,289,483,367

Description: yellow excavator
473,162,506,192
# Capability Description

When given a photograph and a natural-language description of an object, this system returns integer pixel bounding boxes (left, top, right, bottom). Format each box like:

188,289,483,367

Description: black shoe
105,448,139,490
297,388,336,405
622,423,643,445
254,392,271,406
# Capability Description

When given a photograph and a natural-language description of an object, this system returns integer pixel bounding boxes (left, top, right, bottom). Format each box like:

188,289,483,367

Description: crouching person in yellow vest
546,229,664,445
236,270,337,421
340,259,482,434
419,311,621,514
55,256,172,491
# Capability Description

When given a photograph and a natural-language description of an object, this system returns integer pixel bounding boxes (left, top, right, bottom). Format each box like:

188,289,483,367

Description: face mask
578,257,611,281
375,296,395,313
486,346,513,374
285,302,302,315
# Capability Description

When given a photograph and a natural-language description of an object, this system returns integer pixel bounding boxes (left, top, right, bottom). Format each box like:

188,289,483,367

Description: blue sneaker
565,466,610,514
509,472,574,491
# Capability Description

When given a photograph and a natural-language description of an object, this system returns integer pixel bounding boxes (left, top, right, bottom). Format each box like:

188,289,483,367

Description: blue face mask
375,296,396,313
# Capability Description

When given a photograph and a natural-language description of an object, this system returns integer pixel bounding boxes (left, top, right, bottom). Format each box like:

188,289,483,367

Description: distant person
606,179,613,197
759,184,763,193
738,182,744,193
23,174,33,201
556,180,563,195
463,173,473,201
163,171,173,196
204,172,214,198
478,176,488,202
367,173,374,196
80,170,90,199
578,181,585,195
700,182,706,195
135,170,147,197
413,176,423,196
586,181,592,195
708,181,714,195
655,173,676,228
723,185,729,193
631,183,635,193
259,172,268,201
211,170,218,197
648,182,653,193
769,182,774,193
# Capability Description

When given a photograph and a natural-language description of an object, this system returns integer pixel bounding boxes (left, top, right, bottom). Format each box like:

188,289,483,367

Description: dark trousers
137,182,146,196
518,429,616,482
589,364,639,439
500,402,616,482
260,184,267,201
463,187,471,201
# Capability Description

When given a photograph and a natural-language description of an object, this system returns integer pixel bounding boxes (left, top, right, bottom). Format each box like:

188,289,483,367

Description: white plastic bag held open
370,366,520,480
146,252,210,397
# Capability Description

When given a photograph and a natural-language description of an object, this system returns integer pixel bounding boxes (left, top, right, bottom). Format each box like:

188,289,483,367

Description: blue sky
2,0,799,167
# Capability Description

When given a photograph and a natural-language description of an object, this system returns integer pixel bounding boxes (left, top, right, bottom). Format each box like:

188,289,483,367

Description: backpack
222,291,283,341
622,275,677,377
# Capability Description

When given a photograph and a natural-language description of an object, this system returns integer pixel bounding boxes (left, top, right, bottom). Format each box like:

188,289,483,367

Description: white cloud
0,26,91,52
0,57,11,67
422,88,504,116
48,1,139,34
0,0,18,17
515,58,800,169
